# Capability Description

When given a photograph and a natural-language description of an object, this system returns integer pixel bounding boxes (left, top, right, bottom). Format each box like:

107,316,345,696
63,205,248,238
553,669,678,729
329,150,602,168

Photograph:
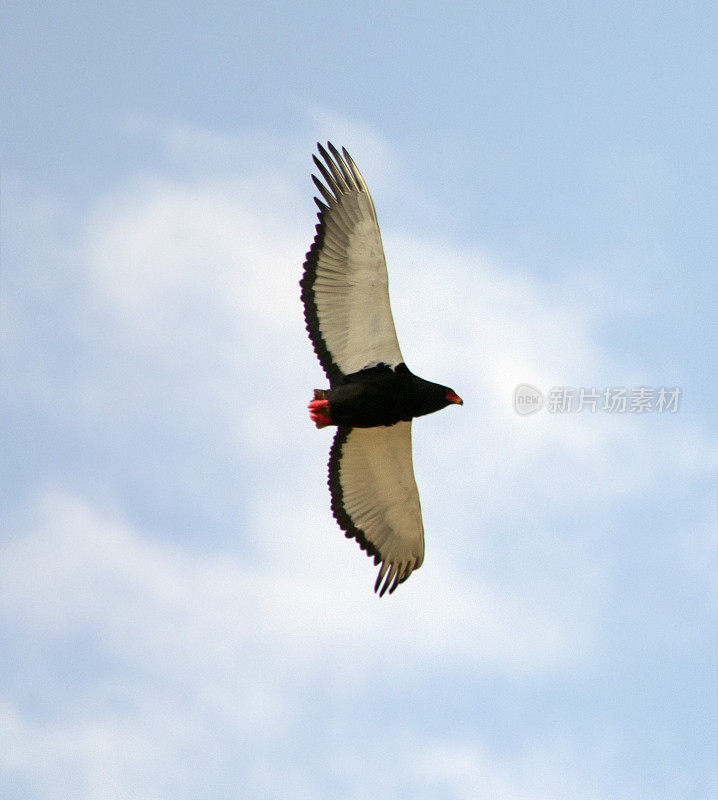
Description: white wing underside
313,192,403,375
331,421,424,595
302,144,403,380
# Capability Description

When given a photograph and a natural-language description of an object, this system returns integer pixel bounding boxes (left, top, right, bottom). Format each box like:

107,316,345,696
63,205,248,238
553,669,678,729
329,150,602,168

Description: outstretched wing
328,421,424,596
300,142,404,386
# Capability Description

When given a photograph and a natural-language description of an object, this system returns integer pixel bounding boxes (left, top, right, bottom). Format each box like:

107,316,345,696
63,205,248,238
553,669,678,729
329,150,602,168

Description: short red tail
308,391,331,428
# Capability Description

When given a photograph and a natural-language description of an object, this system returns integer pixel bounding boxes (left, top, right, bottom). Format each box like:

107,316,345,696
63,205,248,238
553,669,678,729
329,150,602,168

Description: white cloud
55,124,712,507
6,116,712,601
82,173,304,341
3,117,714,800
6,114,713,658
0,488,587,798
2,486,589,680
0,489,654,800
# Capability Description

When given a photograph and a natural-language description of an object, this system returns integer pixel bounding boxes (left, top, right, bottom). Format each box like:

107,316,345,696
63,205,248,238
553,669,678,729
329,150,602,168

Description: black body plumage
326,363,455,428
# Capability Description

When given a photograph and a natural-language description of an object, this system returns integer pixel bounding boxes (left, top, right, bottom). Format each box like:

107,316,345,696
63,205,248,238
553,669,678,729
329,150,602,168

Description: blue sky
2,2,716,798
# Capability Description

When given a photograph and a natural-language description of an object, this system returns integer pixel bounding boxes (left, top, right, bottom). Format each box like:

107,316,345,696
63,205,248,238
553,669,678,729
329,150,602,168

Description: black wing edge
299,142,368,388
300,199,344,387
328,427,381,563
327,426,412,597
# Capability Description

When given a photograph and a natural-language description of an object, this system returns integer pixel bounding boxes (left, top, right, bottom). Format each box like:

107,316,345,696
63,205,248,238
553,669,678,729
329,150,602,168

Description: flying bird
300,142,462,596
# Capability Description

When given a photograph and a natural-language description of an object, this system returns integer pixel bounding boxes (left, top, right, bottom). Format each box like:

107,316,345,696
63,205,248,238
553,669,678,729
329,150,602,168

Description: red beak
446,390,463,405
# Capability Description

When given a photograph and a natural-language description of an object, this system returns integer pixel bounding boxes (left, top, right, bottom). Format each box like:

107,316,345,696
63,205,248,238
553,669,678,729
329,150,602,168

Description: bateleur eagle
300,142,462,596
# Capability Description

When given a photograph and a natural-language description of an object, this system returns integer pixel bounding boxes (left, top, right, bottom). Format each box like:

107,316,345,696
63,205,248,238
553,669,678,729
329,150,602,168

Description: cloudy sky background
2,2,716,798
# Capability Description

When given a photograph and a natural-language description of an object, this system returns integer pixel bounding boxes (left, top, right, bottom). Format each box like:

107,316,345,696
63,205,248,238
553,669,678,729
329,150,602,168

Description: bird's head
404,370,463,418
418,382,463,417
